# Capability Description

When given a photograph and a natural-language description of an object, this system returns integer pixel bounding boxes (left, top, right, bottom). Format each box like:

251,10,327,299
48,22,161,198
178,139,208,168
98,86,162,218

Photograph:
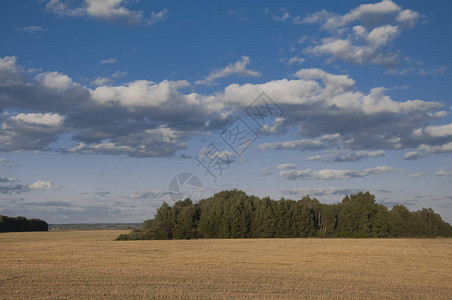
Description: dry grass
0,231,451,299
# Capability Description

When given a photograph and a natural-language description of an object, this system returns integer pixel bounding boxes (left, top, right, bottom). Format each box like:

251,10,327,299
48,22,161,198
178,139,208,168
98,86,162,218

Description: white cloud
307,36,399,67
85,0,143,22
306,150,384,162
68,126,187,157
45,0,85,17
367,25,399,47
112,70,127,78
45,0,168,25
0,158,16,168
419,142,452,154
386,66,447,76
195,56,260,86
0,56,449,159
0,112,65,151
148,8,168,25
286,57,305,66
404,151,423,160
435,170,451,177
279,165,395,180
408,173,422,178
258,134,341,151
0,56,19,72
92,71,127,86
28,181,58,190
11,113,65,127
417,67,447,76
16,26,48,34
0,176,16,183
396,9,420,27
92,76,112,86
129,190,168,199
100,58,117,64
420,123,452,138
277,163,296,170
0,56,23,85
319,1,410,30
297,35,308,44
259,166,273,176
282,187,361,197
273,8,290,21
91,79,190,107
36,71,75,91
302,1,422,67
404,141,452,160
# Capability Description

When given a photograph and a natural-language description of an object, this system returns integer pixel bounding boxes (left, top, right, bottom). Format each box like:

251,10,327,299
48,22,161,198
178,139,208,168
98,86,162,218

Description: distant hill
117,190,452,240
50,223,140,230
0,215,48,232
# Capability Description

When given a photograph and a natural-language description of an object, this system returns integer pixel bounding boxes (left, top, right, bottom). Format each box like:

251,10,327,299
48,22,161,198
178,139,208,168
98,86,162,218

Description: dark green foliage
116,190,452,240
0,215,48,232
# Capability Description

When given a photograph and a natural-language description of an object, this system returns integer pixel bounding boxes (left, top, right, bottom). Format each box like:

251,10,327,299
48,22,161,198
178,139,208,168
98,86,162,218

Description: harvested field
0,231,451,299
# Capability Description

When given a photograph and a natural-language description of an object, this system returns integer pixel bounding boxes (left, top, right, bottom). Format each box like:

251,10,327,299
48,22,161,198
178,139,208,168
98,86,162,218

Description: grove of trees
0,215,48,232
116,190,452,240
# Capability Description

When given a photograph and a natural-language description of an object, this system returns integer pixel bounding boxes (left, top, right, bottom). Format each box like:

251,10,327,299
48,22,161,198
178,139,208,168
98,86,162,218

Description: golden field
0,231,451,299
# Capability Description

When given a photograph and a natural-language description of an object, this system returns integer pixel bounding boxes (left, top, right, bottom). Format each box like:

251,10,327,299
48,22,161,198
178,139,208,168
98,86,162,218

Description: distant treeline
117,190,452,240
50,223,140,230
0,215,48,232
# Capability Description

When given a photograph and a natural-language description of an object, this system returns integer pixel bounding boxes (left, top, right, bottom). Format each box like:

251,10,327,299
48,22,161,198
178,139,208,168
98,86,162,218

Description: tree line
0,215,48,232
116,190,452,240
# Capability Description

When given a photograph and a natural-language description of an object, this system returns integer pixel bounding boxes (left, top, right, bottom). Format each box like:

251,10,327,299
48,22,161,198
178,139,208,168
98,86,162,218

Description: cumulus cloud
0,178,58,194
282,187,362,197
67,126,188,157
92,76,112,86
0,56,25,86
36,71,76,91
224,68,442,152
306,150,384,162
0,176,16,183
92,71,127,86
435,170,451,177
0,112,66,151
303,0,418,29
90,80,191,107
402,122,452,159
148,8,168,25
128,190,168,200
408,173,422,178
413,123,452,138
279,165,395,180
259,166,273,176
258,134,341,151
286,57,305,66
0,184,29,194
281,187,393,199
0,56,450,159
404,141,452,159
303,1,422,67
45,0,168,25
16,26,48,34
100,58,117,64
29,180,58,190
273,8,290,21
195,56,260,86
386,66,447,76
277,163,297,170
0,158,16,168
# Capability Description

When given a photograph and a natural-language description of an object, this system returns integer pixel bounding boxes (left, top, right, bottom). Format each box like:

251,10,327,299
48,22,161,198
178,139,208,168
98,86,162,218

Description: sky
0,0,451,224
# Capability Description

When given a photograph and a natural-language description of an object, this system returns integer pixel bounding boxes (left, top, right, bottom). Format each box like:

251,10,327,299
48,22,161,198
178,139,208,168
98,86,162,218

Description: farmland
1,231,451,299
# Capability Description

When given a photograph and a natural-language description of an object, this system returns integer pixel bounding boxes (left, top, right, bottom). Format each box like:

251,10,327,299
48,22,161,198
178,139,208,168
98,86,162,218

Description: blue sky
0,0,451,223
